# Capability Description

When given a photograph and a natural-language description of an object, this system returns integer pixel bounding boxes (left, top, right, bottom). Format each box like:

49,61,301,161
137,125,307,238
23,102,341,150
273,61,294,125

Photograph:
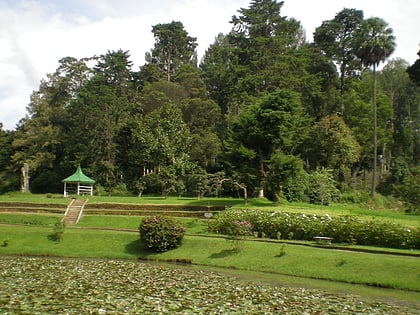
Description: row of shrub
209,209,420,249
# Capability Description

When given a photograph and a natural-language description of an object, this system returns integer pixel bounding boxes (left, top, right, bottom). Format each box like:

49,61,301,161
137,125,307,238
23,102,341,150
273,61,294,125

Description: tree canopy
1,0,418,206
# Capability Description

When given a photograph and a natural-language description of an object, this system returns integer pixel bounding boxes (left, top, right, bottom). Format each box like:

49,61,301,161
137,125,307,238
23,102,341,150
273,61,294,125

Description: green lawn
1,224,419,292
1,192,418,228
0,192,247,206
0,213,62,226
1,193,420,310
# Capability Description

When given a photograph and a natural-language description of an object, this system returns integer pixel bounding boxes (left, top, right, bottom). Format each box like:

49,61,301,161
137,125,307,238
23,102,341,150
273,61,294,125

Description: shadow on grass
209,248,240,258
125,239,150,256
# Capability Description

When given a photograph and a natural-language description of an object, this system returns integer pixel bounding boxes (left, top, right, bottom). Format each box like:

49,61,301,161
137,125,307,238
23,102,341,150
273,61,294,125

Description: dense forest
1,0,419,210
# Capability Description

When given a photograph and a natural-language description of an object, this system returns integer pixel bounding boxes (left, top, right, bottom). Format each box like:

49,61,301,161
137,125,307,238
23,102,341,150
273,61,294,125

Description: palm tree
354,17,395,198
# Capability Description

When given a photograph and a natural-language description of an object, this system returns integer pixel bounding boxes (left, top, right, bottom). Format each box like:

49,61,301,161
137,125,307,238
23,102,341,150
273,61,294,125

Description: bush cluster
209,209,420,249
139,216,186,252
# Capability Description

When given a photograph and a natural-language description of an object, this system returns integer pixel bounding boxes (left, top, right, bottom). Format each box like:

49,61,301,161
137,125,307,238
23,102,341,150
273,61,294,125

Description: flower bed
209,209,420,249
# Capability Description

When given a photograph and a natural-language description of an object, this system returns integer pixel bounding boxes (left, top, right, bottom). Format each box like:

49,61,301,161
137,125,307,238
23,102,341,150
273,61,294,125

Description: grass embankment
1,220,420,292
1,192,418,228
0,193,246,206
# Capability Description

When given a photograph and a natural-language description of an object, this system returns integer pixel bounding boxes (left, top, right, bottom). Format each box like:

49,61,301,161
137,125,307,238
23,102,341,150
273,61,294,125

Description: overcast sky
1,0,419,130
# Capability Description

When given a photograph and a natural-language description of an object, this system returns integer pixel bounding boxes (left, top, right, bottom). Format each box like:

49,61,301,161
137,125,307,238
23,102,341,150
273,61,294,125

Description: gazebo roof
62,165,95,184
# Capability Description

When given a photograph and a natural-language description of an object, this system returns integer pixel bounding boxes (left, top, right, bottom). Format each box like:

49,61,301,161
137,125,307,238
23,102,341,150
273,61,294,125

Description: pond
0,256,416,314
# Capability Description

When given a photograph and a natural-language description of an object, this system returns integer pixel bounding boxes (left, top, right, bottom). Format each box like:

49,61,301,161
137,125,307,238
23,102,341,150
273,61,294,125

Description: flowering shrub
209,209,420,249
227,220,253,238
139,216,186,252
224,220,253,250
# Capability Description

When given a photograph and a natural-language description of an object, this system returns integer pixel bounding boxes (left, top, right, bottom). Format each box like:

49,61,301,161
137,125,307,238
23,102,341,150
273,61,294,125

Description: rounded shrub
139,216,186,252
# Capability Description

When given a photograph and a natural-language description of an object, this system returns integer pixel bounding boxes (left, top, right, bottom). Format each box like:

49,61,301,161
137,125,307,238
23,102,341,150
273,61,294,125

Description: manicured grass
0,192,69,204
150,237,420,292
1,192,418,229
0,213,62,226
77,215,210,234
2,212,419,256
0,192,247,207
0,225,139,259
2,193,420,310
1,225,419,292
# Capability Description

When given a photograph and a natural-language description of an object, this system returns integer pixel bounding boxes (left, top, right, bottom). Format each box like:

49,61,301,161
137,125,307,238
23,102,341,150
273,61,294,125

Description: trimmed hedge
139,216,186,252
209,209,420,249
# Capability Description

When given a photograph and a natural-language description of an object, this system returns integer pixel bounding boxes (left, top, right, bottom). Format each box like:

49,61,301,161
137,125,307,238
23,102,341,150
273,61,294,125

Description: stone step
64,199,88,226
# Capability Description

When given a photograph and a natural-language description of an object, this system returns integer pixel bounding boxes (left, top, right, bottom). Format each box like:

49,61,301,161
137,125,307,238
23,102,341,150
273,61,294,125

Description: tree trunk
340,62,346,115
21,163,29,193
371,63,377,198
258,148,266,199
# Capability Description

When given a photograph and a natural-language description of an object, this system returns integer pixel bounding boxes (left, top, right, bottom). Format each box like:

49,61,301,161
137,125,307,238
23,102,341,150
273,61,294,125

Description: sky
1,0,419,131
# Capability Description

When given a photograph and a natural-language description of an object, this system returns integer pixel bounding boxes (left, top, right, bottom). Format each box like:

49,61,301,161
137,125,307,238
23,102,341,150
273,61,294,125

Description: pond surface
0,256,416,314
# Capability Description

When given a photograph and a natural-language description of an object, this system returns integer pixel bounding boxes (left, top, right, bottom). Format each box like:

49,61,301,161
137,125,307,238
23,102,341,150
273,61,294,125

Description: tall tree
313,8,363,114
145,21,198,82
0,126,18,193
200,33,236,115
354,17,396,197
181,98,223,169
407,49,420,86
305,45,340,120
224,89,311,197
11,57,93,192
379,59,420,165
201,0,317,119
229,0,307,94
66,50,135,189
139,80,188,114
309,114,361,182
130,104,192,180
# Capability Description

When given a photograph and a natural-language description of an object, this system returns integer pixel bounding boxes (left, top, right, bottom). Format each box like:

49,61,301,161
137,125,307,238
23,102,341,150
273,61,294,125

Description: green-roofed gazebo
62,165,95,197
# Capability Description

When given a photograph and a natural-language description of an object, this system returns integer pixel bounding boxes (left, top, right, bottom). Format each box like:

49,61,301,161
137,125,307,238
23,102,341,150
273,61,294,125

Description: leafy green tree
266,151,307,202
181,98,222,169
200,33,236,115
145,21,198,82
140,81,188,114
174,64,207,98
11,57,92,192
224,89,311,196
379,59,420,163
407,49,420,86
66,50,135,190
309,114,361,182
307,167,340,208
229,0,307,95
155,165,178,198
397,166,420,213
313,8,363,114
201,0,317,119
305,46,340,120
344,71,394,181
130,103,192,182
354,17,396,197
0,126,19,193
190,168,212,199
